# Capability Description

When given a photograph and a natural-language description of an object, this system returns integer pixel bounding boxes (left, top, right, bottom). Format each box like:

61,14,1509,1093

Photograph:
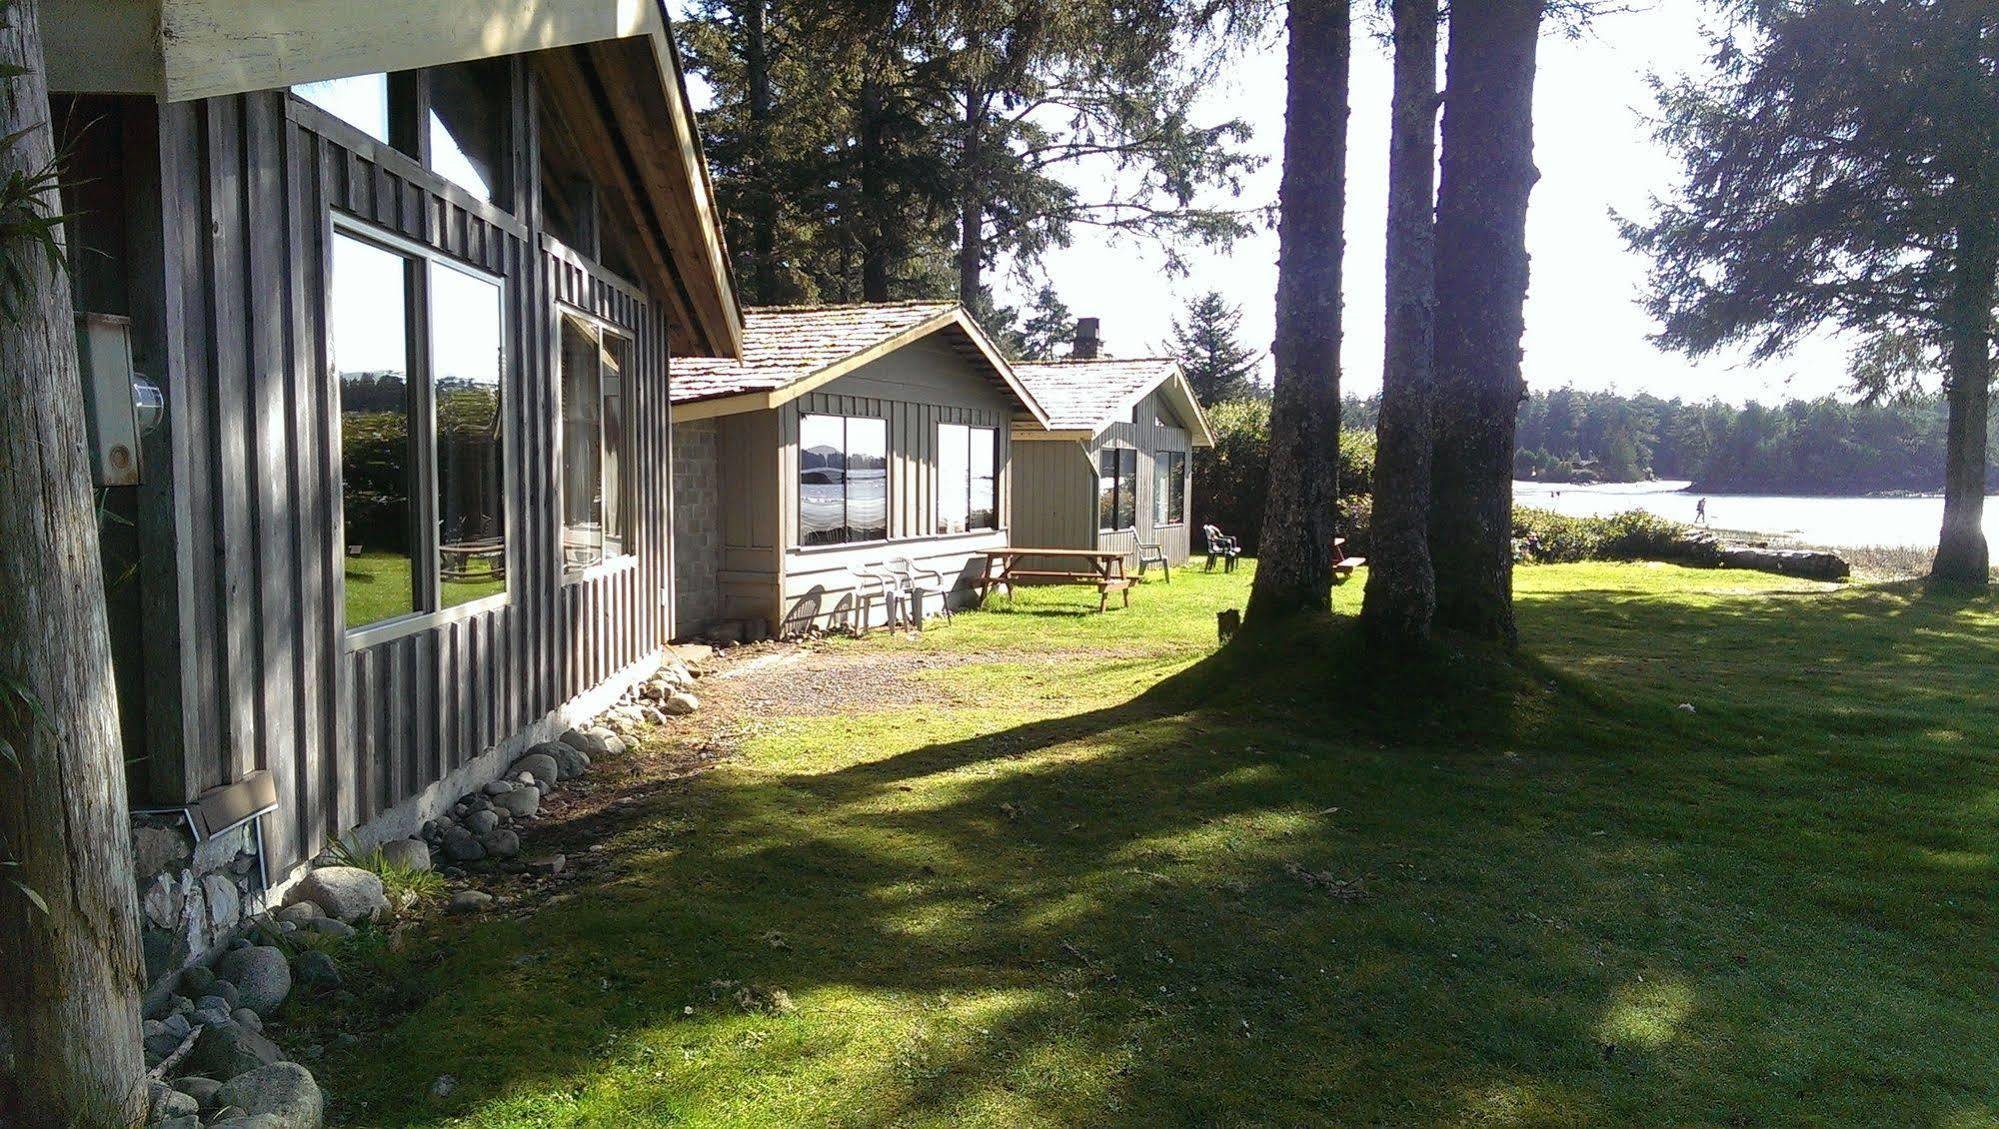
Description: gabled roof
1012,358,1215,447
46,0,745,358
672,302,1053,426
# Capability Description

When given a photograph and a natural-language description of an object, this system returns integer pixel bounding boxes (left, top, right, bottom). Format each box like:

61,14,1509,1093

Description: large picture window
800,414,888,545
560,313,632,576
936,423,998,534
1154,450,1187,525
1098,447,1137,531
293,63,511,206
333,228,507,631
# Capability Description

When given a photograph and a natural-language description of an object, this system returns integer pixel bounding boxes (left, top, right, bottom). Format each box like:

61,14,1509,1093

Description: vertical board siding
160,91,673,874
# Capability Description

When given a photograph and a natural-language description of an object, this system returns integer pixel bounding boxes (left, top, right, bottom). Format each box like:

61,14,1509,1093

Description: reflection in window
428,59,509,204
1154,450,1186,525
801,414,888,545
1098,447,1137,531
334,234,415,627
432,264,505,607
560,314,631,575
294,74,390,142
936,423,998,534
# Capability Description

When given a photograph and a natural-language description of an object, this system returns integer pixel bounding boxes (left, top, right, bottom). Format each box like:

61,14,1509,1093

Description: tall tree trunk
1361,0,1440,648
1245,0,1349,625
1427,0,1542,647
958,83,985,304
1933,215,1994,586
745,0,778,303
0,2,149,1123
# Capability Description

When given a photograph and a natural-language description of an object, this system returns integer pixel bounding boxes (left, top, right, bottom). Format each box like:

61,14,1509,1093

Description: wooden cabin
47,0,744,909
670,303,1052,637
1010,353,1216,568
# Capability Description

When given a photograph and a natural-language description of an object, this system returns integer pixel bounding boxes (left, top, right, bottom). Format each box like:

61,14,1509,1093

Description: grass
311,562,1999,1126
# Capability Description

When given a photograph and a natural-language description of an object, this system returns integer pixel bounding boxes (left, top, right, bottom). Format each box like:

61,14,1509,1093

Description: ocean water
1512,480,1991,550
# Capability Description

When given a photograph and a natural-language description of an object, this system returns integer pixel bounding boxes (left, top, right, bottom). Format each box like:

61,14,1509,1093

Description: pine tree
1246,0,1350,627
1169,291,1260,405
1624,0,1999,586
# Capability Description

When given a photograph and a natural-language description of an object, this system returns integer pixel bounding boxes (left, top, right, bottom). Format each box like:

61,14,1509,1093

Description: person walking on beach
1695,497,1708,526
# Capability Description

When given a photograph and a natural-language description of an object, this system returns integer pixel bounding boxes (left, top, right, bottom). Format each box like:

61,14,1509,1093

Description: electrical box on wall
75,313,159,487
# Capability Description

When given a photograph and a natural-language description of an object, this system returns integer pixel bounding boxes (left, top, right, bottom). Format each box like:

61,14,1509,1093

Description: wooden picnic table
975,547,1133,612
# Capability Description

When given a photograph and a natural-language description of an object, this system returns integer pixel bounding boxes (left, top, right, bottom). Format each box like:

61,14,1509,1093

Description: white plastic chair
847,563,898,634
888,557,952,628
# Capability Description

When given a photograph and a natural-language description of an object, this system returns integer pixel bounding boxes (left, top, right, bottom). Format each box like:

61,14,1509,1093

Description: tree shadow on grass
317,583,1999,1126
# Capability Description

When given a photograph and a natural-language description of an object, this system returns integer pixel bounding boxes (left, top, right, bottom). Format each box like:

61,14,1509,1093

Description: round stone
466,810,500,836
286,866,387,924
478,828,520,859
492,787,539,819
442,827,485,862
377,837,432,872
215,946,291,1016
449,889,493,914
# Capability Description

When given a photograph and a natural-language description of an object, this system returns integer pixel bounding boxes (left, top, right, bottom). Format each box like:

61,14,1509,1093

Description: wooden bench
975,548,1133,612
1330,537,1365,586
1097,576,1133,612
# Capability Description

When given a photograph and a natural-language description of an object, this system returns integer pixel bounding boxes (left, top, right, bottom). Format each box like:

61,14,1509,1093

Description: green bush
1511,507,1692,564
1192,396,1373,554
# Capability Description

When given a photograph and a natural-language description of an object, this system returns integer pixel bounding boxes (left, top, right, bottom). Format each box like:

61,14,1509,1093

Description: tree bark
1245,0,1349,625
0,2,149,1124
1427,0,1542,647
1361,0,1440,648
745,0,778,304
1933,215,1994,586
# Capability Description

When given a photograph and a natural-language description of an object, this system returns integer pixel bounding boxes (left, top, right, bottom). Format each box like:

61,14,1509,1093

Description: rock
271,902,321,927
442,828,485,862
308,918,356,941
286,867,388,924
232,1007,264,1033
162,1013,193,1039
294,950,342,991
216,947,291,1016
526,854,566,876
548,744,590,780
1717,544,1850,581
202,873,241,930
513,749,562,788
663,691,699,716
560,727,609,758
431,1074,457,1098
599,733,626,756
173,1076,223,1107
195,995,233,1017
142,873,185,931
478,828,520,859
378,838,432,872
187,1021,287,1079
144,1023,186,1063
211,979,241,1010
151,1081,199,1120
132,825,193,878
491,787,538,819
180,964,217,996
481,780,515,796
214,1062,323,1129
448,890,493,914
151,1117,201,1129
192,1005,234,1031
465,809,500,836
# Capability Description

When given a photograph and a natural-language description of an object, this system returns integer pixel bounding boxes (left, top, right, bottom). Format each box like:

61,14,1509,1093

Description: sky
991,4,1858,405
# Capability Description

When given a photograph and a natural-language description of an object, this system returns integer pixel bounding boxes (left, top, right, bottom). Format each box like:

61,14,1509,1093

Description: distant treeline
1342,389,1999,495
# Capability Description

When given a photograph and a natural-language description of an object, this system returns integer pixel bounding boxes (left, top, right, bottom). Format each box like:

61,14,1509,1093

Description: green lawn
313,562,1999,1126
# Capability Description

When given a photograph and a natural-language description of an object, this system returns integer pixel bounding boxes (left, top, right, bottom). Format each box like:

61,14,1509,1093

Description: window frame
289,59,520,216
797,412,892,548
935,422,1000,536
1097,445,1139,533
1154,449,1188,527
556,305,639,585
330,215,512,652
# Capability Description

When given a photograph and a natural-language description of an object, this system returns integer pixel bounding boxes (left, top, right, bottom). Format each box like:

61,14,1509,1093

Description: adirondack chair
1135,543,1170,582
1202,525,1241,573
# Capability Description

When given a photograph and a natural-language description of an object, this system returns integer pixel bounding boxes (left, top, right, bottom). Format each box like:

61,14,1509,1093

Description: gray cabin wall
1009,439,1097,570
124,77,676,876
1087,386,1196,566
771,336,1018,634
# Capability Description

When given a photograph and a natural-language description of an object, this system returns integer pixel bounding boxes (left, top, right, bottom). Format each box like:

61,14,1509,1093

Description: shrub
1512,507,1690,564
1192,396,1373,553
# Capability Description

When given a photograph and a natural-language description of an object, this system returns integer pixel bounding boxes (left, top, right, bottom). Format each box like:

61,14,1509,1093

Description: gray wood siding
1010,440,1095,551
1014,386,1196,570
144,86,674,874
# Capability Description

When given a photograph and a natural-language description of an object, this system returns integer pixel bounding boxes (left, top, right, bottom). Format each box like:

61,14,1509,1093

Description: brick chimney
1072,317,1101,360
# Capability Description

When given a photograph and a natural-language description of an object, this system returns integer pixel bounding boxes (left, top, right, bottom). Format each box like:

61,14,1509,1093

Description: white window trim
557,303,638,586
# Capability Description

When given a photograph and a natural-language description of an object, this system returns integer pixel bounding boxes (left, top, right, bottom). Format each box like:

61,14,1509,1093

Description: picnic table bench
1332,537,1365,586
440,538,506,581
975,548,1132,613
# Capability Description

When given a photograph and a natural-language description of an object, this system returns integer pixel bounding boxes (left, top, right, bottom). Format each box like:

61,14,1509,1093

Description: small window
937,423,999,534
294,74,390,142
800,414,889,545
1154,450,1186,525
427,59,510,205
560,314,632,575
333,227,509,631
1098,447,1137,532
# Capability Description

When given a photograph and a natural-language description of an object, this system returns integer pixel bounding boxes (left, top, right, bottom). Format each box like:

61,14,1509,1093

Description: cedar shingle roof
1011,357,1182,432
670,301,959,404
